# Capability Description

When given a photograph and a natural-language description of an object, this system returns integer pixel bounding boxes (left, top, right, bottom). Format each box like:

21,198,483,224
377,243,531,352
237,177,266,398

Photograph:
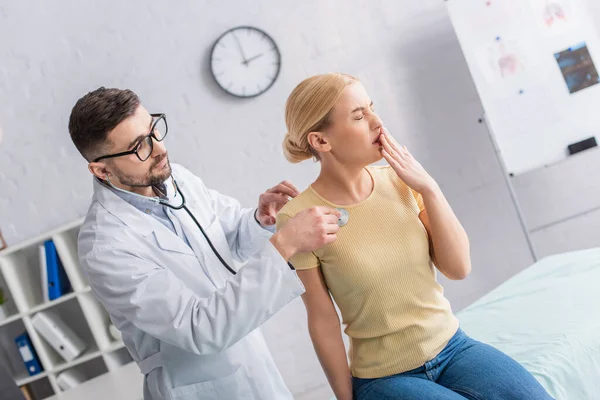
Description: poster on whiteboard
532,0,574,34
447,0,600,175
477,37,527,84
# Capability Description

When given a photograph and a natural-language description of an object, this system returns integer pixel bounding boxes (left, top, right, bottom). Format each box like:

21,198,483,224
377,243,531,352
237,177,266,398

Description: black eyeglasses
94,113,168,163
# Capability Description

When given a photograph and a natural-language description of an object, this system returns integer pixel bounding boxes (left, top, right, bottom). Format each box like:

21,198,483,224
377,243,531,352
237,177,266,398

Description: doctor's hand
270,207,341,261
379,127,438,194
256,180,301,227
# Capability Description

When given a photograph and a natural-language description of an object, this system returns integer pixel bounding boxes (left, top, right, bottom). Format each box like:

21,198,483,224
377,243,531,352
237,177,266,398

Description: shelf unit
0,219,134,398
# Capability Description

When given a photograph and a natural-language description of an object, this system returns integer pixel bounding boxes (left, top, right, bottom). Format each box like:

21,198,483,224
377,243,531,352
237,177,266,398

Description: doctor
68,87,341,400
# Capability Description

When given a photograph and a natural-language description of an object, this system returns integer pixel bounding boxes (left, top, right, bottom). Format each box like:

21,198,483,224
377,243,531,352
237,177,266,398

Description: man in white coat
69,87,341,400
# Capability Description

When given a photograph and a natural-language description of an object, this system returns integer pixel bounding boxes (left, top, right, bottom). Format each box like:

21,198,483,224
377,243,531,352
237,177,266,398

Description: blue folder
44,240,71,300
14,332,43,376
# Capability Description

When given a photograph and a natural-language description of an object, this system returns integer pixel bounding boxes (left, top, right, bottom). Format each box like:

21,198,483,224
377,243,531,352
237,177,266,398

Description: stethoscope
159,183,350,275
159,180,237,275
104,176,350,277
105,176,237,275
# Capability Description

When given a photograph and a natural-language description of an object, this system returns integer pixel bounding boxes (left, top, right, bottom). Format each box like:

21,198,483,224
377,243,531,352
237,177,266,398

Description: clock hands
231,31,248,64
243,53,264,66
232,32,264,67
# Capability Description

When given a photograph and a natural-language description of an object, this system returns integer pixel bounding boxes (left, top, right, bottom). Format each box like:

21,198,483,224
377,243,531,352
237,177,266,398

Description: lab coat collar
92,175,195,257
93,177,155,236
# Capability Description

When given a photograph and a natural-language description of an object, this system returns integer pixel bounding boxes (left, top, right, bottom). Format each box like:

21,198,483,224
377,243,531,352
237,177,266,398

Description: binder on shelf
43,240,71,301
56,369,86,390
39,244,48,302
14,332,43,376
31,311,87,362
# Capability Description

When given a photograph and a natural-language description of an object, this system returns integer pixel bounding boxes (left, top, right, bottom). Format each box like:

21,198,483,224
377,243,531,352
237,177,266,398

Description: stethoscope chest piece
336,208,349,227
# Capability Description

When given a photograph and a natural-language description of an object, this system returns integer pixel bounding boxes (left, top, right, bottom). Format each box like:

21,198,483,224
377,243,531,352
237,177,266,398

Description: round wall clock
210,26,281,98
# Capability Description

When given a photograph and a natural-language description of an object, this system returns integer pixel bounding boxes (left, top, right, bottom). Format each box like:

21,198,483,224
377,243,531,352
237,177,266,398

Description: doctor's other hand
256,180,301,227
270,207,341,261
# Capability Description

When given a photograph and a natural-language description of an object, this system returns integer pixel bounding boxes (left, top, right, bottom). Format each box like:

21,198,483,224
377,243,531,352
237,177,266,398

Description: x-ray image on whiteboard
555,42,600,93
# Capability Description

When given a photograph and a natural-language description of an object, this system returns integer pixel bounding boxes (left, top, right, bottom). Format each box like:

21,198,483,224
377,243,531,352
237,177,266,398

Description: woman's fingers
381,149,402,171
380,134,408,166
382,127,403,154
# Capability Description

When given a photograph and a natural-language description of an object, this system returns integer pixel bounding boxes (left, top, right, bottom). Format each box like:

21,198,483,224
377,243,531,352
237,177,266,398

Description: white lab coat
78,164,305,400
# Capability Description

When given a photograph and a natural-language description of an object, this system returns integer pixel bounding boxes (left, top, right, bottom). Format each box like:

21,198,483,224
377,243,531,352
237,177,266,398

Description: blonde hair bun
283,73,357,164
283,132,312,163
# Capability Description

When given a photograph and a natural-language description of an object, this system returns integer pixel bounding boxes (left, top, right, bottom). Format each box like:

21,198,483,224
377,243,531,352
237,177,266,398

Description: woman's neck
312,160,373,206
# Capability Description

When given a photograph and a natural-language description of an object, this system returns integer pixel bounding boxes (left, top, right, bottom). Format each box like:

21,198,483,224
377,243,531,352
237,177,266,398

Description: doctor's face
103,105,171,189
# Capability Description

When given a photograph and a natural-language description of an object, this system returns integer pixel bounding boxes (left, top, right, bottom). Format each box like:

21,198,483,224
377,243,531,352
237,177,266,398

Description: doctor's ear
88,162,110,181
307,131,331,154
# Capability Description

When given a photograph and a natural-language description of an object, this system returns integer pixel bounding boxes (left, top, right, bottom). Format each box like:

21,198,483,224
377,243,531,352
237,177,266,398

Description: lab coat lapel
174,205,229,288
92,178,195,257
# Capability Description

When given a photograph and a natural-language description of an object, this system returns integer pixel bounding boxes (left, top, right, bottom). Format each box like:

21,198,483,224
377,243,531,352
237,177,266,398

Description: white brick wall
2,1,597,398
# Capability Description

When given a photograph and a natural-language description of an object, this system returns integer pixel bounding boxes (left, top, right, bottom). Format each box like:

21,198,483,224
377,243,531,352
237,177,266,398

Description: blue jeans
352,329,554,400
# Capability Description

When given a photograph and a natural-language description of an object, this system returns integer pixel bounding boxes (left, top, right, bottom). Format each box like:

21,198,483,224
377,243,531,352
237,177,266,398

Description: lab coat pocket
169,367,254,400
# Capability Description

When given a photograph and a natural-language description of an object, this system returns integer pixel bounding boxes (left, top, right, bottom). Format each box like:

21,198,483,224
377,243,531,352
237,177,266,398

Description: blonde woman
276,74,553,400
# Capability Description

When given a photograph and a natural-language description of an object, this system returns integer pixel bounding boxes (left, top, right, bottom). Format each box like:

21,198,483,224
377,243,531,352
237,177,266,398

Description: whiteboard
447,0,600,175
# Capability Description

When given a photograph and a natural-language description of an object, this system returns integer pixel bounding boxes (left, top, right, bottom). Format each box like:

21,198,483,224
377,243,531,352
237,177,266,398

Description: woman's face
316,82,384,166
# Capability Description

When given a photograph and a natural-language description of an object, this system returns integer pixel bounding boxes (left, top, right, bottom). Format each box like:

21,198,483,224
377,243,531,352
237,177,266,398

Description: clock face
210,26,281,98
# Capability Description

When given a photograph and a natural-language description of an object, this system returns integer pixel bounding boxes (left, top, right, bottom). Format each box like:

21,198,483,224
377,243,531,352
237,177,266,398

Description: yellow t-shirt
276,166,459,379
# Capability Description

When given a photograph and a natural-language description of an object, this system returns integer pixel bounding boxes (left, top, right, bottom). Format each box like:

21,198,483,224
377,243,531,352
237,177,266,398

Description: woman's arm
379,128,471,280
298,268,353,400
418,188,471,280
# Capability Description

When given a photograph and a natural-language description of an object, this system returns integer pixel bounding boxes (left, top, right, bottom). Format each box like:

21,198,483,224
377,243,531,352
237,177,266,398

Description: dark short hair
68,87,140,162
